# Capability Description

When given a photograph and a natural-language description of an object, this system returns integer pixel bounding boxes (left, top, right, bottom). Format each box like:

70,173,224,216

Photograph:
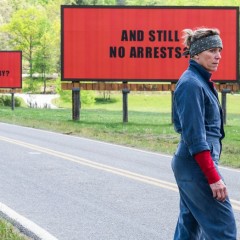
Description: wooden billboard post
122,82,130,123
221,88,231,125
11,89,15,110
72,86,80,121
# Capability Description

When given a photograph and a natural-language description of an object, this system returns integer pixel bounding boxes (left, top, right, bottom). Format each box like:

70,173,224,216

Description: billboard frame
0,50,22,88
61,5,239,83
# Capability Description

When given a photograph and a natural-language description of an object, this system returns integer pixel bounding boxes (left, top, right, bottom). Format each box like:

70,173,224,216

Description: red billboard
0,51,22,88
61,6,239,82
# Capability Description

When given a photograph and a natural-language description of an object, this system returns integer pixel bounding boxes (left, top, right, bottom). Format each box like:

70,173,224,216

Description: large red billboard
61,6,239,82
0,51,22,88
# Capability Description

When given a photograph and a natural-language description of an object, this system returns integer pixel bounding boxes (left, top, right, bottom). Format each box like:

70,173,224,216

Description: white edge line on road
1,122,240,173
0,202,58,240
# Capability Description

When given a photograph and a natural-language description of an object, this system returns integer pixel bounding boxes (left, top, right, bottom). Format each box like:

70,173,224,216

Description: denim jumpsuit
172,60,237,239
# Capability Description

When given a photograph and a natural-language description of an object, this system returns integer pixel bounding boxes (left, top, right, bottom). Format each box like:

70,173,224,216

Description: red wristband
194,150,221,184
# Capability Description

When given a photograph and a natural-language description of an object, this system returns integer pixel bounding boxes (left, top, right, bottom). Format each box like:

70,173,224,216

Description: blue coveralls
172,59,237,239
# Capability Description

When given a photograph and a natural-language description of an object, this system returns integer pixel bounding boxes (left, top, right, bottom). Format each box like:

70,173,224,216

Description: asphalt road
0,122,239,240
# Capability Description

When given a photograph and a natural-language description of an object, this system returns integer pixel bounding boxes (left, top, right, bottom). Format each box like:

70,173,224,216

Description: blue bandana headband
183,35,223,58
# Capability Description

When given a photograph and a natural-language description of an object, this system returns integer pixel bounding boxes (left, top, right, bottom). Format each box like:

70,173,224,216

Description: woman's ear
195,54,199,60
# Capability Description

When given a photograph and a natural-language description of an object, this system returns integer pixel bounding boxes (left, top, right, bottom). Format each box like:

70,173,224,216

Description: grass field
0,91,239,168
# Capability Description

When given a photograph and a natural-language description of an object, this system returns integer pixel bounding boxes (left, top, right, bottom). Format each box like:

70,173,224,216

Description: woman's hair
182,27,220,48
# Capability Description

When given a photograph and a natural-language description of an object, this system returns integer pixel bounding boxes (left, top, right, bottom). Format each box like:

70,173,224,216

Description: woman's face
194,47,222,72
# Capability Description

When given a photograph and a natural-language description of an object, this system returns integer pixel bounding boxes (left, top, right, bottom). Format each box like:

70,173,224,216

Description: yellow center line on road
1,135,240,211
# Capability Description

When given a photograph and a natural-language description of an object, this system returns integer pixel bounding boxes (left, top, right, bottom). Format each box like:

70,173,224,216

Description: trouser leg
172,152,237,240
174,196,203,240
177,180,237,240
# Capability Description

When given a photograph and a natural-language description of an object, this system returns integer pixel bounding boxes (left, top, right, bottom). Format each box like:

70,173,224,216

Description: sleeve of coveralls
194,150,221,184
174,80,210,155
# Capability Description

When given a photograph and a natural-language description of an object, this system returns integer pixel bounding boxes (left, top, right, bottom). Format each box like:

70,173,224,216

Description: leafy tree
126,0,166,5
27,0,76,7
116,0,125,5
0,0,15,50
126,0,240,5
27,0,50,5
0,0,13,25
34,32,57,93
1,7,50,81
73,0,115,5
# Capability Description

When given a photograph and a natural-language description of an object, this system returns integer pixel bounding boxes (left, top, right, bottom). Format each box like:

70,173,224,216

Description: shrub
0,95,22,107
58,89,95,107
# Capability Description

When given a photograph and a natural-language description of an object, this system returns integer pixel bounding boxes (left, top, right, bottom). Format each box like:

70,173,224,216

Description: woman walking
172,27,237,239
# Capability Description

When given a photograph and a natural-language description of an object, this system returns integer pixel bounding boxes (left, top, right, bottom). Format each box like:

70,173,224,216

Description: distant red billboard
61,6,239,82
0,51,22,88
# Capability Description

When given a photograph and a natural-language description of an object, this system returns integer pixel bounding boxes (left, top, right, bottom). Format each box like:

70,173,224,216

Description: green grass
0,219,29,240
0,92,239,168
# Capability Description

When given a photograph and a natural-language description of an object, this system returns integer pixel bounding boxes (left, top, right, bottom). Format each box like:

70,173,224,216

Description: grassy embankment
0,218,30,240
0,91,239,167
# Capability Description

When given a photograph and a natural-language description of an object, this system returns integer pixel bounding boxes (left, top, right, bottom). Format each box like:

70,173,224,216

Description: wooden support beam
61,82,240,92
0,89,22,93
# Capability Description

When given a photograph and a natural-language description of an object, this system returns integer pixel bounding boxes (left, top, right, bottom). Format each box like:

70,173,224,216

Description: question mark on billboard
0,70,10,76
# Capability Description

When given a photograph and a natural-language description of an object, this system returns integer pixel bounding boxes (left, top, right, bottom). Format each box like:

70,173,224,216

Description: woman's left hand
209,179,228,202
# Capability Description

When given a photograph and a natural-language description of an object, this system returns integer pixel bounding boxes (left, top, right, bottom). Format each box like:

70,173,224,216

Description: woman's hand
210,179,228,202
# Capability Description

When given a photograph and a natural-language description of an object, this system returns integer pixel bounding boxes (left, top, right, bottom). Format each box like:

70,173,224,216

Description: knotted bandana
183,35,223,58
